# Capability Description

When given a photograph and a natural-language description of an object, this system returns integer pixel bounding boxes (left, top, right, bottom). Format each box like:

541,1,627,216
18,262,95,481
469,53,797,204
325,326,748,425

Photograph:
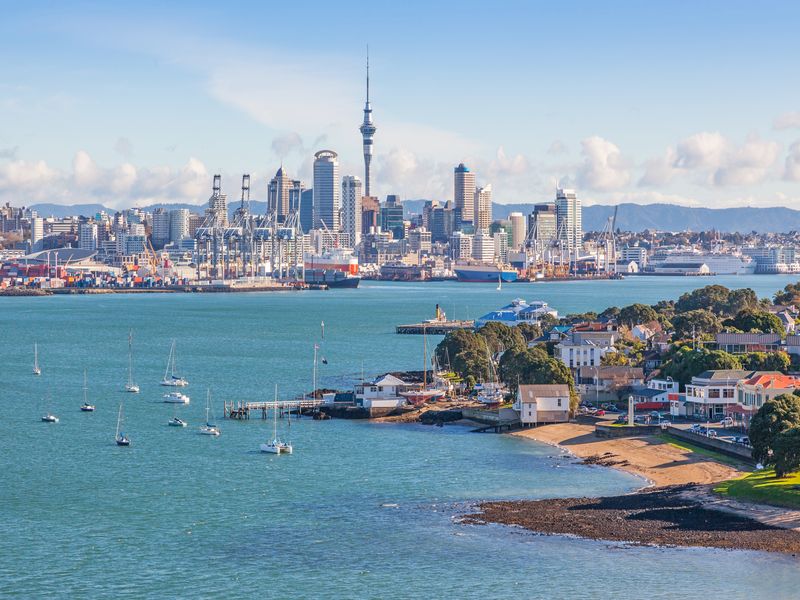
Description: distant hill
30,200,800,233
401,200,800,233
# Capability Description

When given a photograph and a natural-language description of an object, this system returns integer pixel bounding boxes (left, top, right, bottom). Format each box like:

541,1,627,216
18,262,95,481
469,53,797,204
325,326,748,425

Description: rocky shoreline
466,485,800,555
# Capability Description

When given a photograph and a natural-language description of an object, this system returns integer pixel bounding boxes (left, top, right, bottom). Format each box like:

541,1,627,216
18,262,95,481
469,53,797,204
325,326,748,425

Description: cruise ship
453,264,518,283
648,249,756,275
303,248,361,288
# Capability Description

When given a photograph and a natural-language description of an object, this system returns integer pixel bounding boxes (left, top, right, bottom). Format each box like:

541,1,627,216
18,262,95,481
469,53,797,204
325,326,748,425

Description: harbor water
2,276,800,598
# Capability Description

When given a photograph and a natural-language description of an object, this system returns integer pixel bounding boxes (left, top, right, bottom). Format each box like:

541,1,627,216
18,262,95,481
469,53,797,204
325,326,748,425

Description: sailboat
260,385,293,454
125,329,140,393
80,370,95,412
115,402,130,446
399,325,446,405
199,389,220,436
41,392,58,422
33,342,41,376
160,339,188,387
496,274,502,291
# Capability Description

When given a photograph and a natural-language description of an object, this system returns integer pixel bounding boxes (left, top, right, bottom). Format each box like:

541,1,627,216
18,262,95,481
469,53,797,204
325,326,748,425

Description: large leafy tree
618,303,658,328
477,322,525,355
672,309,723,339
435,330,488,380
498,346,577,411
749,394,800,465
774,282,800,306
741,351,791,373
773,428,800,477
724,309,784,335
515,322,542,343
675,285,758,317
660,346,742,387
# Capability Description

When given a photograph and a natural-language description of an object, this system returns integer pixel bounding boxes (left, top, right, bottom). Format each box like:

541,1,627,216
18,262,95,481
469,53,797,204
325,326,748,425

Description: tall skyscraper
359,52,376,197
530,203,558,247
474,184,492,231
299,188,314,233
169,208,190,242
555,188,582,251
341,175,363,247
509,212,526,249
268,166,293,223
454,163,476,225
78,222,98,251
151,208,171,247
380,195,405,240
313,150,340,231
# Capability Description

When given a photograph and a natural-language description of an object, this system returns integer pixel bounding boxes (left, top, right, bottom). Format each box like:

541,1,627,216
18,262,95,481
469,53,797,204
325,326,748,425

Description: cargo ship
453,263,518,283
304,248,361,288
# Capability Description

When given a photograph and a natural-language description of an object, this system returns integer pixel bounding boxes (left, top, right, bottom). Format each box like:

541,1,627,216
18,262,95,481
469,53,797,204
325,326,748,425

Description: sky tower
359,49,376,197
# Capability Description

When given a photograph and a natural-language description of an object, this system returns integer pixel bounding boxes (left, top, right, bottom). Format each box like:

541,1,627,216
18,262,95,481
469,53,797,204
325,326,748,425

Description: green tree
749,394,800,464
773,428,800,477
675,285,758,317
477,322,525,354
436,330,487,380
672,309,723,339
725,309,784,335
515,322,542,343
563,311,598,324
774,281,800,306
618,303,658,328
601,352,629,366
451,346,491,383
660,346,742,388
741,351,791,373
498,346,578,411
599,306,620,320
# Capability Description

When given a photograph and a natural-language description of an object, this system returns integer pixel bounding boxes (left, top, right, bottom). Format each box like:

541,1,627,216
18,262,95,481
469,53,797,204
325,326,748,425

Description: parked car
690,424,702,433
735,436,751,446
706,429,718,438
595,409,606,416
719,417,734,427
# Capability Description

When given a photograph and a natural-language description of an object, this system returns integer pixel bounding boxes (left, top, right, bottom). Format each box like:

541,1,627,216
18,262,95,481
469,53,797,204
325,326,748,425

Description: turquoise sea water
2,276,800,599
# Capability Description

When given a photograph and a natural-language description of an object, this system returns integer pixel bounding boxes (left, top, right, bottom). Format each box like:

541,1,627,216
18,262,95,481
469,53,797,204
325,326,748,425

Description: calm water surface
1,276,799,599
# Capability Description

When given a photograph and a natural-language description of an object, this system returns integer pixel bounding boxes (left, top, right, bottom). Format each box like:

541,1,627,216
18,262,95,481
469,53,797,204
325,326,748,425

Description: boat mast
273,383,278,440
128,329,134,386
116,403,123,438
423,324,427,390
83,369,88,404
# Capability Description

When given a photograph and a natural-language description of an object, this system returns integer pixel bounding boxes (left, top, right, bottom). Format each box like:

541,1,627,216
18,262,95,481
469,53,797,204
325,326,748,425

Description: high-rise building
30,217,44,250
454,163,476,226
188,214,204,238
268,167,293,223
169,208,190,242
408,228,432,254
289,180,305,215
430,201,457,243
450,231,473,260
361,195,379,236
299,189,314,233
341,175,363,247
555,188,582,250
313,150,340,231
79,222,98,251
152,208,171,248
474,184,492,231
529,203,558,247
493,231,508,262
509,212,526,249
472,230,495,263
380,195,404,240
359,52,376,197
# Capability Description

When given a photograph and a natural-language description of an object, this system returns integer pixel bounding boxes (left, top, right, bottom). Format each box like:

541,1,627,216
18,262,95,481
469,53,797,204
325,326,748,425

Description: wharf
224,399,324,420
395,320,474,335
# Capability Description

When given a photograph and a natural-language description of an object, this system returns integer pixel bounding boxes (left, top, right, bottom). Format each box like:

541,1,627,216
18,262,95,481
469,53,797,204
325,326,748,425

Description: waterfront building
341,175,363,247
450,231,473,260
475,298,558,328
493,231,508,262
736,373,800,424
313,150,340,231
380,195,404,240
268,167,293,223
509,212,526,249
621,244,648,268
555,188,582,251
454,163,475,226
683,369,749,420
355,374,408,411
78,222,98,251
472,230,495,263
474,184,492,231
514,385,571,426
359,52,376,197
169,209,190,242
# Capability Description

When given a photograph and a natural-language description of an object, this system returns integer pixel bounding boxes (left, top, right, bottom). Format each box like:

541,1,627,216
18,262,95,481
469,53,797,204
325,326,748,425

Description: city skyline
1,2,800,210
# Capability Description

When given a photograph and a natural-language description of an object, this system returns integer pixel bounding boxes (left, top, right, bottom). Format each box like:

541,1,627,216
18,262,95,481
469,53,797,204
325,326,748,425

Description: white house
683,369,750,419
514,384,571,426
557,331,618,371
355,374,408,409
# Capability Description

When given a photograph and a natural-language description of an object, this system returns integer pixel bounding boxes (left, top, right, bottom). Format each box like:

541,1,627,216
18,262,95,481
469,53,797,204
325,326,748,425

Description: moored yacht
163,391,190,404
160,339,188,387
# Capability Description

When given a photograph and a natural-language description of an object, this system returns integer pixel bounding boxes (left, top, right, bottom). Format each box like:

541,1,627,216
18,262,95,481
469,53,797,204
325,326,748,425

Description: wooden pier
224,399,325,420
395,320,474,335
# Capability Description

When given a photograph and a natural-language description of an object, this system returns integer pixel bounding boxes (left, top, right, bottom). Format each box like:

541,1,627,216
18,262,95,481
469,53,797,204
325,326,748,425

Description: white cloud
673,131,727,169
784,141,800,182
713,136,780,186
0,151,210,208
576,136,630,191
774,112,800,131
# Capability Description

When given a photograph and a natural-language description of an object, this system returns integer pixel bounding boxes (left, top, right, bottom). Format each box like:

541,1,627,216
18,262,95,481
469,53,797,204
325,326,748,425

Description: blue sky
2,0,800,209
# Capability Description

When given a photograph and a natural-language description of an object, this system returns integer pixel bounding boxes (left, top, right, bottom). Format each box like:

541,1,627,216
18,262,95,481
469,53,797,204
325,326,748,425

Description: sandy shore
512,422,742,487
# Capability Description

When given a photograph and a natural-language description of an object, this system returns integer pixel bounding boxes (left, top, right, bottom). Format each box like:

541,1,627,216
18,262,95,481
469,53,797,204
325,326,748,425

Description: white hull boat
161,340,188,387
163,391,190,404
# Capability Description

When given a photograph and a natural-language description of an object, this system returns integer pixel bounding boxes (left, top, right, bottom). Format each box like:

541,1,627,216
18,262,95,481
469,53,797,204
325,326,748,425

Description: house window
557,398,562,407
723,389,734,399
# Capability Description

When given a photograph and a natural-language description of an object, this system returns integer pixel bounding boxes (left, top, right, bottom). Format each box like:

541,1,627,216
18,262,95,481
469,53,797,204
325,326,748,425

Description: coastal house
734,372,800,427
556,331,619,372
714,333,781,354
355,374,408,410
577,366,644,402
683,369,750,420
475,298,558,329
629,378,678,412
514,384,571,426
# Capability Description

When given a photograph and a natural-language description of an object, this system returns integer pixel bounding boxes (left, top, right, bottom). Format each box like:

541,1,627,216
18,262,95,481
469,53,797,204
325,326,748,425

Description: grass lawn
714,469,800,509
656,433,745,468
